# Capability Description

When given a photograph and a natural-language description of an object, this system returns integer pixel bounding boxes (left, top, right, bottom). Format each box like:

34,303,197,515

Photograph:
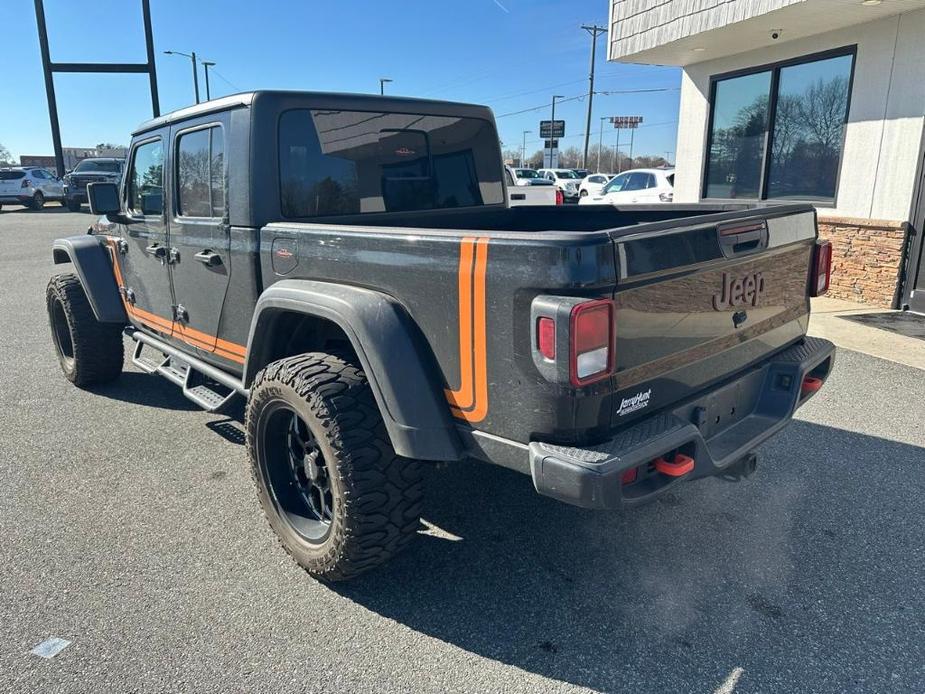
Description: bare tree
0,143,15,166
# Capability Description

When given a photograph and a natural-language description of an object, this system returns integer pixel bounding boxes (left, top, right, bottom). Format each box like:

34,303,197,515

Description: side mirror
87,182,121,216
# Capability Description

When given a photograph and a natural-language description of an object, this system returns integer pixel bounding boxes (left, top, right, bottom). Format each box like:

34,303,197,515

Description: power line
494,87,678,119
208,66,241,92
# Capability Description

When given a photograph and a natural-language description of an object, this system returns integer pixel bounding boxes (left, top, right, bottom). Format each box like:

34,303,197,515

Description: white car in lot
536,168,582,202
0,166,65,210
578,173,614,197
579,167,675,205
504,166,561,206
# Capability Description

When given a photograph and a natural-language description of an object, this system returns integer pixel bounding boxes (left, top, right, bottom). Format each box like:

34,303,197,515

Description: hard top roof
132,90,496,136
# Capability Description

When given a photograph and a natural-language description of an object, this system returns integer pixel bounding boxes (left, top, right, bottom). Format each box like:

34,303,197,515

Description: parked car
48,91,833,582
0,166,65,210
504,166,561,206
572,168,590,179
578,173,614,197
536,168,582,202
63,158,124,211
580,167,674,205
509,168,554,186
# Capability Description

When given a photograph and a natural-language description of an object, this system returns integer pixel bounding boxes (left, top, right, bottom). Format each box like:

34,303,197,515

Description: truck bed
261,202,818,451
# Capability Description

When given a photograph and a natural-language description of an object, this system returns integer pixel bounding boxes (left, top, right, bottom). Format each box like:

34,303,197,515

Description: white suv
579,168,674,206
0,167,65,210
536,168,582,202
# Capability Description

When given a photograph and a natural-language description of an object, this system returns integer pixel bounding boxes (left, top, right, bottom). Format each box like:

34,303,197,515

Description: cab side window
176,126,225,218
128,139,164,216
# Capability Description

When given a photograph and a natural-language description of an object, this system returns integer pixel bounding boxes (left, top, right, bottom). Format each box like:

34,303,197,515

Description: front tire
30,191,45,210
46,273,124,386
246,352,423,581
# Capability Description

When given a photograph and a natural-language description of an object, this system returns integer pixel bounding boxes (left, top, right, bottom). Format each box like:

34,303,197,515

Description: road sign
544,139,559,149
610,116,643,129
539,120,565,138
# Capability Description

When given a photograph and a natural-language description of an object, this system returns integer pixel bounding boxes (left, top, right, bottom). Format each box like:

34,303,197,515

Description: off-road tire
46,273,124,387
30,191,45,210
246,352,424,581
66,199,81,212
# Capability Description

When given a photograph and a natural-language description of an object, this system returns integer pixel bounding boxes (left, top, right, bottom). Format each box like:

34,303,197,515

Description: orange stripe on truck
445,237,489,423
105,238,246,364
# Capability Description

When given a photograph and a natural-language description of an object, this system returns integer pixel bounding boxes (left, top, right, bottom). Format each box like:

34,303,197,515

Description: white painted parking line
713,666,744,694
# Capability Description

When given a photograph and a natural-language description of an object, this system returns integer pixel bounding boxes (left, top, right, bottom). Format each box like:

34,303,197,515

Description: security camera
769,29,782,40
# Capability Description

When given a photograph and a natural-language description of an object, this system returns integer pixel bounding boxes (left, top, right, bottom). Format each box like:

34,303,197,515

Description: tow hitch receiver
654,453,695,477
801,375,824,396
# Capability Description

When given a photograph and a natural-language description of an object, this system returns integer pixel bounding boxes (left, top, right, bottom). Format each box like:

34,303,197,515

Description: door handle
193,250,222,267
145,244,166,258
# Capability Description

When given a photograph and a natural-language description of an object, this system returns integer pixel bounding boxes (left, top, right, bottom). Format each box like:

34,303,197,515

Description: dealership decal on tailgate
618,388,652,417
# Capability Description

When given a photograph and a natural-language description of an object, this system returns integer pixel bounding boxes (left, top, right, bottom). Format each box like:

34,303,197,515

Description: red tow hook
801,376,824,396
654,453,695,477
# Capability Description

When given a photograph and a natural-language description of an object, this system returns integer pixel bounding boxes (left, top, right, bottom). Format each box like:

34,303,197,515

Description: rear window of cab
278,109,504,217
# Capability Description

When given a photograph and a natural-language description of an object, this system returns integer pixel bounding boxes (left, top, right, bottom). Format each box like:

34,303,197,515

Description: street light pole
202,61,215,100
598,116,607,172
521,130,531,168
379,78,393,95
549,94,563,168
580,24,607,170
164,50,200,104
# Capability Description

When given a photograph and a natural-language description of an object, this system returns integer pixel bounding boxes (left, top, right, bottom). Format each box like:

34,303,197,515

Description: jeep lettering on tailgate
713,271,765,311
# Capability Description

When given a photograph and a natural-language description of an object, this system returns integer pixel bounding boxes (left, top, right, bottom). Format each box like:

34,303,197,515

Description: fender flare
243,280,462,462
52,235,127,324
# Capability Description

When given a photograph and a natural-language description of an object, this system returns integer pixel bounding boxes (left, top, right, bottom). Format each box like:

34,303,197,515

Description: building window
704,48,854,204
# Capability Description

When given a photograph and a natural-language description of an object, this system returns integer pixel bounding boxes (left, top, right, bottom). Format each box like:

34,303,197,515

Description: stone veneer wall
816,216,907,308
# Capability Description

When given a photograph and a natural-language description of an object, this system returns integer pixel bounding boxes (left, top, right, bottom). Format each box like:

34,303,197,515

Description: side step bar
127,328,248,412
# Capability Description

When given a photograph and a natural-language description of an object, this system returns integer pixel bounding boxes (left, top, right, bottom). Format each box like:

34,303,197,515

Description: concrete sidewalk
808,297,925,370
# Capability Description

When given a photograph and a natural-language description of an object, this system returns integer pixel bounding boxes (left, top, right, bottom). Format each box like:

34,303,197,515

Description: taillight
810,240,832,297
21,179,32,188
555,189,564,205
569,299,615,386
537,317,556,360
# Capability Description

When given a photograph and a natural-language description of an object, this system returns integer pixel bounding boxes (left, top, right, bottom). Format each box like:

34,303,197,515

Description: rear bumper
529,337,835,509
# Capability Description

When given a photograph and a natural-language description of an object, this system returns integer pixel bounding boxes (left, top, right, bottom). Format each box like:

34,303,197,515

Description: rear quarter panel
260,223,617,443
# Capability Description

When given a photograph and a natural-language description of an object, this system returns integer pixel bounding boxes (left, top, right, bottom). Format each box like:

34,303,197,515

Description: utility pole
164,50,200,104
379,78,393,95
202,61,215,100
628,128,635,169
580,24,607,170
597,116,607,172
549,94,563,168
521,130,531,168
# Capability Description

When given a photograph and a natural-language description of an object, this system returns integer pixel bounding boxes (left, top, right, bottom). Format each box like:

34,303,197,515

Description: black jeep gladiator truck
46,91,835,580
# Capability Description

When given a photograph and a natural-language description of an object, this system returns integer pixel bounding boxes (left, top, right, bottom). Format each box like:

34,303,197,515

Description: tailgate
0,172,26,194
609,207,817,427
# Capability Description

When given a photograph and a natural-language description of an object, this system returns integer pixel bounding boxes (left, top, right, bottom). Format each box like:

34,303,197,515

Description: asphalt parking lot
1,207,923,693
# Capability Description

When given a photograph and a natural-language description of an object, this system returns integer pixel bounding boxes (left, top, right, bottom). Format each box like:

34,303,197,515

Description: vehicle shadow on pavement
0,206,74,215
334,420,924,692
89,371,200,411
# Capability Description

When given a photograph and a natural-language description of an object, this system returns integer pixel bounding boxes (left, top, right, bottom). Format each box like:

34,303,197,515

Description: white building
608,0,925,311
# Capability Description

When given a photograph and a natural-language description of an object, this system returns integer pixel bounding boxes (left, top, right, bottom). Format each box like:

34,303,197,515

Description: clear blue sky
0,0,681,163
